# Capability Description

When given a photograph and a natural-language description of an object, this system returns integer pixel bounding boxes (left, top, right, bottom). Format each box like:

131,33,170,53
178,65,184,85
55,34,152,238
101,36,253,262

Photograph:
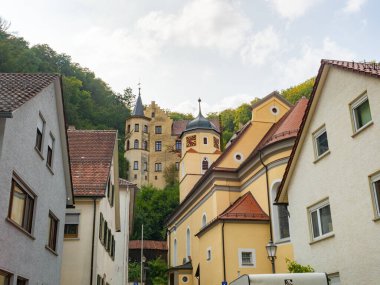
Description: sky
1,0,379,115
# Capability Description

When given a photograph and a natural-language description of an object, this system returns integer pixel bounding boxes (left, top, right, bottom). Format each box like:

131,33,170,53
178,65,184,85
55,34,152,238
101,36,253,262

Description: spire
183,98,218,133
198,98,202,116
132,82,145,117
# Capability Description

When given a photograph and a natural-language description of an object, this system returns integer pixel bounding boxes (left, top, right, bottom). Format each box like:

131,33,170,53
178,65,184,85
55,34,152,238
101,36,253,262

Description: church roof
132,93,145,117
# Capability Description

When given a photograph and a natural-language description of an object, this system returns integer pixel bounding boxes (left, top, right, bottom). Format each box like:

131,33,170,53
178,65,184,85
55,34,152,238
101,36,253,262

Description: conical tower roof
132,93,144,117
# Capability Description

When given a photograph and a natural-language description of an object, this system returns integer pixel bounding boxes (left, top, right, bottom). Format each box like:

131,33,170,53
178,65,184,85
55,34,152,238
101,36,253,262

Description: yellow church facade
166,93,308,285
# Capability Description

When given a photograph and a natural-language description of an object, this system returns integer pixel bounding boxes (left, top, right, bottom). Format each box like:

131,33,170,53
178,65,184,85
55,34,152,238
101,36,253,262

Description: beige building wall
284,66,380,284
126,101,181,189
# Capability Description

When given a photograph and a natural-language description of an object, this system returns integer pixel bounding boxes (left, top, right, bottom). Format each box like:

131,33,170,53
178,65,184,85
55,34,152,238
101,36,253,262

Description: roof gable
0,73,59,117
68,130,117,197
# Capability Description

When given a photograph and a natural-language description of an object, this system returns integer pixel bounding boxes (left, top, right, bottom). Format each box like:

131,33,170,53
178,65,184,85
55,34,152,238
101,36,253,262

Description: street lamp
266,240,277,273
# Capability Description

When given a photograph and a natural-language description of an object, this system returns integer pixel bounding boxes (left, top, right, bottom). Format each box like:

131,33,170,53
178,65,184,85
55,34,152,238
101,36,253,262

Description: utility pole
141,224,144,285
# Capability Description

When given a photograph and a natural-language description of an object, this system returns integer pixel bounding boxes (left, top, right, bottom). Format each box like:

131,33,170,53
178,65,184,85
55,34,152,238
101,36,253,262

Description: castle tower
125,87,150,187
179,99,221,202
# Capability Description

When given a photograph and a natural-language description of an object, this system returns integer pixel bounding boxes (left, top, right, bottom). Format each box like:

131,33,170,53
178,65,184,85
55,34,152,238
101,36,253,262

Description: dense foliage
286,258,315,273
132,183,179,240
0,18,131,177
281,77,316,104
128,258,167,285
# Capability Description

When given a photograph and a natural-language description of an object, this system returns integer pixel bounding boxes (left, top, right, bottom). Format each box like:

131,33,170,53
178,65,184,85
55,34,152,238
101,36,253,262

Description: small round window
270,106,279,115
234,152,243,162
182,276,189,283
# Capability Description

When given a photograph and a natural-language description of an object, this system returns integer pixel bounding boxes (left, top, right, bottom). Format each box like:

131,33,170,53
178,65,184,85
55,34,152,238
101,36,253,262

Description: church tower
179,99,221,202
125,86,150,187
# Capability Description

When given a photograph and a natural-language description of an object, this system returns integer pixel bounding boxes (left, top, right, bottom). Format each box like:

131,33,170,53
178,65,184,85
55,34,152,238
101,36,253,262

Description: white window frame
133,161,138,170
270,180,290,243
155,163,162,172
312,125,329,160
35,112,46,154
370,172,380,219
308,199,334,241
350,93,372,133
46,132,55,170
238,248,256,268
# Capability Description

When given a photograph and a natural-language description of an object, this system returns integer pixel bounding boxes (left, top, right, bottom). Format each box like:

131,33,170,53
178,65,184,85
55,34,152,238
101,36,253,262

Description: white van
230,273,329,285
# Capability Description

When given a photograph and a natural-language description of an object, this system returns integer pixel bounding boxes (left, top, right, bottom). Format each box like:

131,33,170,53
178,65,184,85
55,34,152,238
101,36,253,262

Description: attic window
234,152,243,162
270,106,279,115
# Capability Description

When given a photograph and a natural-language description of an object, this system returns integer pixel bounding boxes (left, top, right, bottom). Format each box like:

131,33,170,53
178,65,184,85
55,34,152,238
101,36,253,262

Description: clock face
213,137,220,149
186,135,197,147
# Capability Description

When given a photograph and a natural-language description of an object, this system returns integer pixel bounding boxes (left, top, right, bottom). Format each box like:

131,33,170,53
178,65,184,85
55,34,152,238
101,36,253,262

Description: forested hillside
0,19,132,177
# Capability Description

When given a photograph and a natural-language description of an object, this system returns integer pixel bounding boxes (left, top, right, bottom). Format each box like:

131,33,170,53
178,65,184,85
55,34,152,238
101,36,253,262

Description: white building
0,73,74,284
61,129,137,285
276,60,380,284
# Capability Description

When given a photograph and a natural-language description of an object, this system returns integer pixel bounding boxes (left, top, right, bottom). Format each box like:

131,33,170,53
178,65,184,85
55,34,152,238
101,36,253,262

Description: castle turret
125,87,150,187
179,99,221,202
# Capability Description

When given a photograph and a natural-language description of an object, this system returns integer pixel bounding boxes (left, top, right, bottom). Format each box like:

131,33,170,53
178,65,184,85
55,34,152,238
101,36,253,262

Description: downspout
90,198,97,285
259,149,273,241
222,222,226,282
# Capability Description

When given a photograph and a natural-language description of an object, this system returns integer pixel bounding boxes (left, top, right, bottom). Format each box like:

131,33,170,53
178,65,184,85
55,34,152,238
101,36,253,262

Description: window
35,113,45,152
127,124,131,133
126,140,130,150
155,176,157,180
175,140,182,151
46,133,55,169
173,239,177,266
370,173,380,218
143,125,148,133
107,180,114,207
238,249,256,267
97,275,102,285
134,124,139,132
203,137,208,144
202,158,209,171
151,112,155,118
351,94,372,132
16,278,27,285
155,163,162,172
309,199,333,240
155,141,162,151
143,140,148,150
328,273,341,285
134,139,139,149
133,161,138,170
64,213,79,239
313,126,329,159
47,212,59,251
155,126,162,134
175,162,179,171
186,227,191,261
0,270,11,285
144,162,148,171
206,247,211,261
271,182,290,242
201,214,207,228
104,220,108,247
8,176,35,233
99,213,104,243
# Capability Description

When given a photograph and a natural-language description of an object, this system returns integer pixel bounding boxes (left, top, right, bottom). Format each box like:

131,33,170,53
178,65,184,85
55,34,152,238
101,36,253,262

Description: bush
286,258,315,273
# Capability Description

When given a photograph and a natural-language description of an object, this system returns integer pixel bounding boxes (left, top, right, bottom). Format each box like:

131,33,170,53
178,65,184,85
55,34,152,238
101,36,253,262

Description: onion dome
185,99,218,132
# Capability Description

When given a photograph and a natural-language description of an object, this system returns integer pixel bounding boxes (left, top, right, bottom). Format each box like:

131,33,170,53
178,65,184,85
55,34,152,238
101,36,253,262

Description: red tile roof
219,192,269,221
129,240,167,250
0,73,59,115
172,118,220,135
67,130,117,197
322,59,380,78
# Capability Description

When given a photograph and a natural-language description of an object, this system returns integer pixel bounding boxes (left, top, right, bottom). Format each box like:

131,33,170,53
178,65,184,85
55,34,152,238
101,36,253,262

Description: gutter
259,149,274,241
90,198,97,285
222,222,226,282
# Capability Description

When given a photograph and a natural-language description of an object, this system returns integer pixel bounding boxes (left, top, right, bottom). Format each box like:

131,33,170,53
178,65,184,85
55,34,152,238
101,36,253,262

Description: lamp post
266,240,277,274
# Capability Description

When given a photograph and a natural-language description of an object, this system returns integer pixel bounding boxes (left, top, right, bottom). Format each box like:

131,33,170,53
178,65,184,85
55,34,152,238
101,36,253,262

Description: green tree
233,103,251,129
281,77,316,104
147,258,168,285
132,184,179,240
128,261,141,282
286,258,315,273
117,87,136,109
169,112,194,121
163,163,179,187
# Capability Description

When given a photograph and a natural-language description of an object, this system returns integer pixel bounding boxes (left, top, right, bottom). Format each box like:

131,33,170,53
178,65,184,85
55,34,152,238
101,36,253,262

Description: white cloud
136,0,252,54
343,0,367,13
267,0,322,19
279,38,355,86
240,26,281,65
